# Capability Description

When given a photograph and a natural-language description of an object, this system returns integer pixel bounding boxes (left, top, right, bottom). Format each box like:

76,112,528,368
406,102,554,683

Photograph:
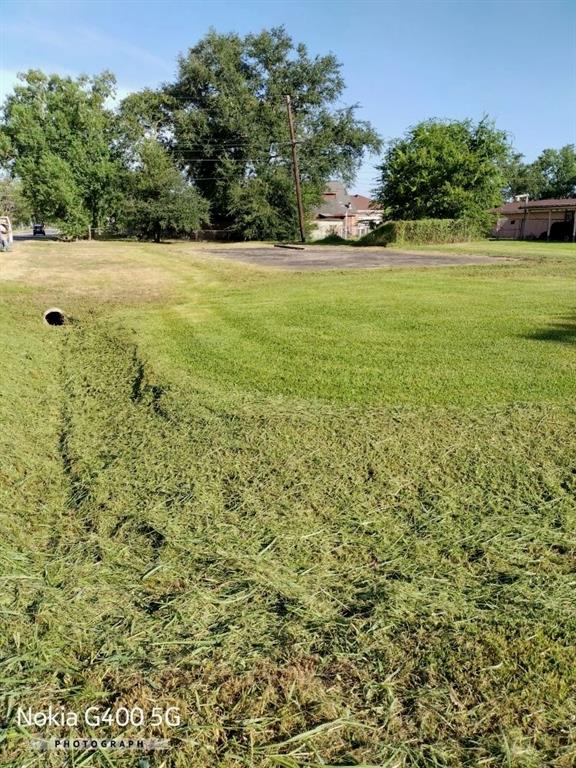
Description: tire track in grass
4,310,576,766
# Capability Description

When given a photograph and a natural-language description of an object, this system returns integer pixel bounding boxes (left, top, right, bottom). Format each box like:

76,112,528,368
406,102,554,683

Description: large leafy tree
124,27,381,240
1,70,123,236
0,177,32,226
507,145,576,200
375,118,512,220
122,139,210,242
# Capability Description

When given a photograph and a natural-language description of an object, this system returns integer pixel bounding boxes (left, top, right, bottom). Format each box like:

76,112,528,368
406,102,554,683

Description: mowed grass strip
1,240,575,767
124,246,576,407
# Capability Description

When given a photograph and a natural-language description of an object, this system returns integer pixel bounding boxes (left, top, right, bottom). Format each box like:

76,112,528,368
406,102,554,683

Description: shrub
360,218,488,246
55,208,91,241
313,233,350,245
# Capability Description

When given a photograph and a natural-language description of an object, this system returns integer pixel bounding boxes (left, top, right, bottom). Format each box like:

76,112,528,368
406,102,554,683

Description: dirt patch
205,246,509,270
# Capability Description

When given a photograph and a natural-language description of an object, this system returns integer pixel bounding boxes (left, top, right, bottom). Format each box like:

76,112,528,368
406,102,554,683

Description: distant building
310,181,383,240
492,198,576,241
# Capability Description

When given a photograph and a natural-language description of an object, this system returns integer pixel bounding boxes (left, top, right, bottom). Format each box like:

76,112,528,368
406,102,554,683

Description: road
13,227,59,241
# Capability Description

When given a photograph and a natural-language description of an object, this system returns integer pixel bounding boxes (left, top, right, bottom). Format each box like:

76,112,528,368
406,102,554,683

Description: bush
359,218,488,246
313,233,350,245
55,209,91,241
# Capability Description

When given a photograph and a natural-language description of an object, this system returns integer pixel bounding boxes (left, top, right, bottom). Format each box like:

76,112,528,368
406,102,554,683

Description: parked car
33,223,46,236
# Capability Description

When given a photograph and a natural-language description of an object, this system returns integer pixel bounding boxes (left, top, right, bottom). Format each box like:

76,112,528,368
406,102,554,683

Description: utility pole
285,95,306,243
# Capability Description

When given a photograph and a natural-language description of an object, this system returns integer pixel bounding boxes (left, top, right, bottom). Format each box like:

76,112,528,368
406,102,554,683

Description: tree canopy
507,145,576,200
375,118,513,221
1,29,380,241
1,30,573,241
122,139,210,242
127,27,381,239
1,71,122,237
0,177,31,227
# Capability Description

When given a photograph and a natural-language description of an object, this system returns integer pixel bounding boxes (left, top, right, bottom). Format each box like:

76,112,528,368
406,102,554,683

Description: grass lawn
127,248,575,406
405,239,576,259
1,239,575,767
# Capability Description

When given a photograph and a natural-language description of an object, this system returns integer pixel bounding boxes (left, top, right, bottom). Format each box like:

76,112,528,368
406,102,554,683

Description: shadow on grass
523,314,576,344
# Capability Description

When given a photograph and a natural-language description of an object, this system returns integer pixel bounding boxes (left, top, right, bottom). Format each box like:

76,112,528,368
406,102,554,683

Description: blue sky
1,0,575,194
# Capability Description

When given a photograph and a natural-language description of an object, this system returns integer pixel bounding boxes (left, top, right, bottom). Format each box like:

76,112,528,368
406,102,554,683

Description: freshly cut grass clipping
2,316,575,767
2,237,576,767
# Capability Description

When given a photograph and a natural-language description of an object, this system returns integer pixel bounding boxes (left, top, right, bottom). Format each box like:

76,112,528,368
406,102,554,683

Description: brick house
310,181,383,240
492,198,576,241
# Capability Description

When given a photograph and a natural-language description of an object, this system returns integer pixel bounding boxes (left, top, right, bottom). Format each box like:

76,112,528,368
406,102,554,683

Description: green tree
507,145,576,200
126,27,380,239
0,177,32,226
1,70,123,237
375,118,513,220
118,89,173,145
123,139,209,242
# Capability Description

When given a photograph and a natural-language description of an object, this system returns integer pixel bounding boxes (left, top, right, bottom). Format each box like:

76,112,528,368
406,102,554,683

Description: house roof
492,202,523,215
493,198,576,214
324,180,348,198
350,194,373,210
315,181,381,218
315,203,346,218
522,198,576,209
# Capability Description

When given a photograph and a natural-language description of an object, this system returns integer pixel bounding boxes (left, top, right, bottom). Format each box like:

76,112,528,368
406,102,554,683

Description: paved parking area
206,246,507,270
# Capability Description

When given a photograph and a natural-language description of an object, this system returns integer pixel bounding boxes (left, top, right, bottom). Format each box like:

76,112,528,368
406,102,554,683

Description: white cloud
3,21,173,75
77,27,173,73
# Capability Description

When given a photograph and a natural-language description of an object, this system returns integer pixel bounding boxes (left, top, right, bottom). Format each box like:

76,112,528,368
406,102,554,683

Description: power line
173,140,302,148
176,157,285,163
181,176,255,181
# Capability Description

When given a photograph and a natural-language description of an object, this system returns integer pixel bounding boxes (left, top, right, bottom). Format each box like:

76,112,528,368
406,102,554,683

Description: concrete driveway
206,245,508,270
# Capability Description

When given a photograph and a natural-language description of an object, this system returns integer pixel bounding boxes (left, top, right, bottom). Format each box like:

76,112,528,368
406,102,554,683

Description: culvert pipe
43,307,67,326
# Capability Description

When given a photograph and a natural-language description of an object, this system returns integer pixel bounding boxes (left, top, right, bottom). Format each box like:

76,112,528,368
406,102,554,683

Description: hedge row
360,218,487,246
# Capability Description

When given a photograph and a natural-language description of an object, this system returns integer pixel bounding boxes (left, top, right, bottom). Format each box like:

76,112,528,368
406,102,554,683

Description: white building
492,198,576,241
